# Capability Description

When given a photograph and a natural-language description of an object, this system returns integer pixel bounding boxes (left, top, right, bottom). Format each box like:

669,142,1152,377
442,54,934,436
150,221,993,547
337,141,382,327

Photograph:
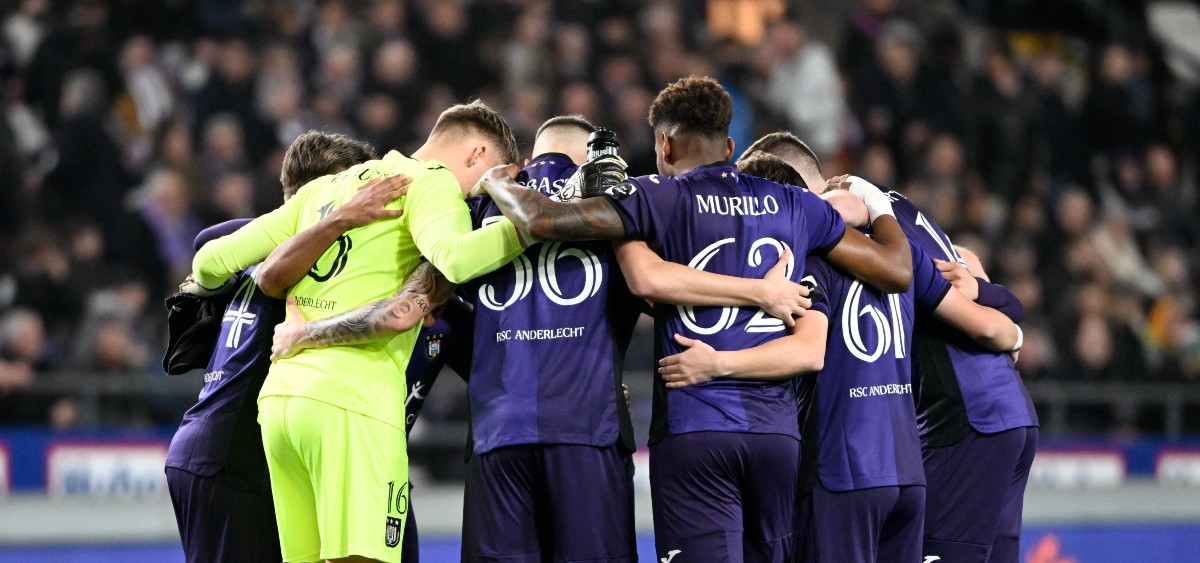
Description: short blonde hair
431,100,520,164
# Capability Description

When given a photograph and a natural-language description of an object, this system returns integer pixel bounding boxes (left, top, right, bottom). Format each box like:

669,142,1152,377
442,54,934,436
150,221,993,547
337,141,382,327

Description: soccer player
166,131,401,563
743,133,1035,563
190,101,527,563
271,259,471,563
473,76,912,562
459,115,643,562
727,153,1021,563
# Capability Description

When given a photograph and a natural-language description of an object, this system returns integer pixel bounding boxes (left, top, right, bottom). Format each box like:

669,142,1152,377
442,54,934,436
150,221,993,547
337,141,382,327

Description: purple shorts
922,426,1038,563
650,431,798,563
796,484,925,563
165,467,281,563
461,443,636,562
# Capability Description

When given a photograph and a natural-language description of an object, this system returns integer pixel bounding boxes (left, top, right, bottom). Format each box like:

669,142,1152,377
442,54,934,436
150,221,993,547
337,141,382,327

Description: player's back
797,246,947,494
610,162,845,443
261,150,459,430
167,265,282,493
466,153,640,454
886,189,1037,445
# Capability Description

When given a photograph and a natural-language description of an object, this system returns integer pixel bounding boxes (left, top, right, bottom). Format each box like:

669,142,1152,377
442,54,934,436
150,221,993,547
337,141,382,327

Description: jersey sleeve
602,177,680,248
194,219,253,251
799,190,847,256
800,255,833,318
192,194,303,289
911,244,953,311
975,279,1026,323
405,171,526,284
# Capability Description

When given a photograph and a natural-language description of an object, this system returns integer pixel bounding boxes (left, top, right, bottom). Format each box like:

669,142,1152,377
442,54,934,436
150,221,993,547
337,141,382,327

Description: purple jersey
603,162,846,444
403,294,473,434
166,265,283,494
798,245,950,493
465,153,640,455
887,190,1038,446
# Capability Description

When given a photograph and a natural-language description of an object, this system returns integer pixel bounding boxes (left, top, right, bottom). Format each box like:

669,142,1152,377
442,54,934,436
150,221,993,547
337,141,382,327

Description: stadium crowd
0,0,1197,428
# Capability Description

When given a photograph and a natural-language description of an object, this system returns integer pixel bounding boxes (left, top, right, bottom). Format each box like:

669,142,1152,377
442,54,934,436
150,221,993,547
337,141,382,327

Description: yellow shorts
259,395,408,562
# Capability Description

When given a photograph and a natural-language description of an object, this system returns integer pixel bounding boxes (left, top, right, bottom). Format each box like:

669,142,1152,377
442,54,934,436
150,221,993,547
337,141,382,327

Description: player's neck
412,141,473,195
664,134,731,176
669,152,730,176
411,142,440,163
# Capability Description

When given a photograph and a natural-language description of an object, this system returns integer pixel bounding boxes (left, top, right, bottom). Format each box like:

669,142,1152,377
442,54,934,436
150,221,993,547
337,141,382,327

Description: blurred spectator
3,0,48,69
134,168,202,285
975,45,1036,200
42,68,131,239
1029,47,1087,184
199,112,248,187
1,308,48,370
501,4,552,98
207,171,257,224
412,2,481,99
193,37,267,161
117,35,174,139
1084,43,1158,157
1091,209,1162,297
553,23,591,82
759,20,846,157
706,0,785,46
26,0,119,126
858,20,944,174
0,307,64,425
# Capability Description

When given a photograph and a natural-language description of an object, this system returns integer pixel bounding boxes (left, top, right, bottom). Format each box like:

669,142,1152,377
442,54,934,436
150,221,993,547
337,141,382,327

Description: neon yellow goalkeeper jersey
191,150,525,428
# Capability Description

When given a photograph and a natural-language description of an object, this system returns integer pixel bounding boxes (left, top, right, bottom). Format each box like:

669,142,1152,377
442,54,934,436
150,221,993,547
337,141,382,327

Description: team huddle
163,75,1038,563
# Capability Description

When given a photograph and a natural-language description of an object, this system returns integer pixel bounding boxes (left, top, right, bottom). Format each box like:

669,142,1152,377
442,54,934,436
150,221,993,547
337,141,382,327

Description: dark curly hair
280,131,378,198
647,75,733,138
736,150,805,187
738,131,821,175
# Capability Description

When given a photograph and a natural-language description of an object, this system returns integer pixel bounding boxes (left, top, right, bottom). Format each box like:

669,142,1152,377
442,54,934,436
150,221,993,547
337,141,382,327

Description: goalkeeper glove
579,154,629,199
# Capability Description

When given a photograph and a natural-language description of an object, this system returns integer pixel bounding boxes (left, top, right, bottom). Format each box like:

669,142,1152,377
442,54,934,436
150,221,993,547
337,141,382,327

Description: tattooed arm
475,164,627,242
270,262,456,361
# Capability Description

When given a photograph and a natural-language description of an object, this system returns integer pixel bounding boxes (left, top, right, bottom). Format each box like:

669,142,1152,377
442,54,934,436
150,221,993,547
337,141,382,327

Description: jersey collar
528,152,576,167
681,160,737,178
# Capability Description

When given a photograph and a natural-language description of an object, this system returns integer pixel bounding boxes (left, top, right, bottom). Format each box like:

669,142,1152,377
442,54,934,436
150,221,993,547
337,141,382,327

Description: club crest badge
604,180,637,200
427,333,443,359
385,516,402,548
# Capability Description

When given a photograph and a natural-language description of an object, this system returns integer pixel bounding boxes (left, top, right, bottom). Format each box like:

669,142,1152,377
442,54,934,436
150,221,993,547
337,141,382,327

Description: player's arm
406,168,529,284
257,175,411,298
270,262,457,360
932,287,1021,352
474,164,627,242
657,312,828,388
909,244,1021,352
190,195,302,291
932,245,1026,323
815,176,911,293
615,240,810,326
